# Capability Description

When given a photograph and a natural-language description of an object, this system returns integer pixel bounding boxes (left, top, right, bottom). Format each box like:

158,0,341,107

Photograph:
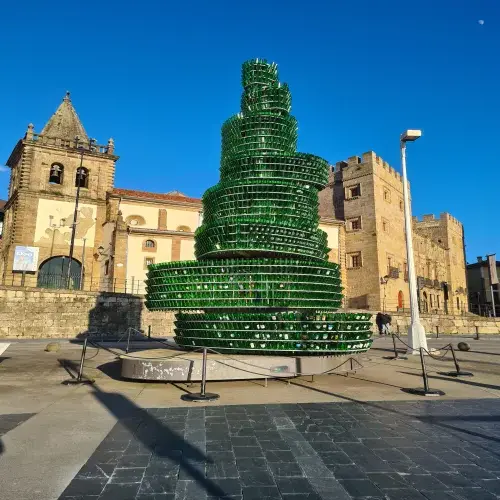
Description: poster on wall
13,246,39,272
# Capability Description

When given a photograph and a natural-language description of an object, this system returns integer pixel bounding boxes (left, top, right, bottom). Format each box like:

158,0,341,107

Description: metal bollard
475,326,479,340
182,348,220,402
436,326,439,338
63,337,95,385
405,347,445,397
442,344,473,377
148,325,152,340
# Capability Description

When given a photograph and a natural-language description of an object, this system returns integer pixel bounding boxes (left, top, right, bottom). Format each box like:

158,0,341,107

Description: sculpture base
120,348,365,382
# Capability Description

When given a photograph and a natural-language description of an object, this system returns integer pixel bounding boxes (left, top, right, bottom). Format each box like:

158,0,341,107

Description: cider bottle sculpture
146,59,372,355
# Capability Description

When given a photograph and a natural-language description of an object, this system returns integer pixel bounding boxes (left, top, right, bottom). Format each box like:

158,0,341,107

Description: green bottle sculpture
146,59,373,355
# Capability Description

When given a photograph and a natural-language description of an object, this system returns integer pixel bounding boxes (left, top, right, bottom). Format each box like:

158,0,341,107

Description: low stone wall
0,286,174,339
378,312,500,335
0,286,498,339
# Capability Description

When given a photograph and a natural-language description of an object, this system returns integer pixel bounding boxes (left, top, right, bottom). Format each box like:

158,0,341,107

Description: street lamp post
400,130,428,355
66,136,95,288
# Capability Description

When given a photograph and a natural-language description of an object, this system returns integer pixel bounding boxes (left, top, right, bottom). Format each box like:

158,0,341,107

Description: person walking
376,312,392,335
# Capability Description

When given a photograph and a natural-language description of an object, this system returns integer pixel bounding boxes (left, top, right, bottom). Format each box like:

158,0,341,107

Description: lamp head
401,129,422,142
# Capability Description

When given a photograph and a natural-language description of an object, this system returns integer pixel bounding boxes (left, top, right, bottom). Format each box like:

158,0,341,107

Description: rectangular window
399,199,404,211
437,295,440,308
104,259,110,276
346,184,361,199
404,261,408,281
383,188,391,202
144,257,155,269
382,218,389,233
347,252,362,269
347,217,361,231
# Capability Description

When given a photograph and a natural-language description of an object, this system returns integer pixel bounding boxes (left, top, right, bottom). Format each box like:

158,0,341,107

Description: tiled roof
112,188,201,205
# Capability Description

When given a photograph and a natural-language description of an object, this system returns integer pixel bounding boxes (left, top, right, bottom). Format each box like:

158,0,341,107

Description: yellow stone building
0,94,344,293
319,152,468,314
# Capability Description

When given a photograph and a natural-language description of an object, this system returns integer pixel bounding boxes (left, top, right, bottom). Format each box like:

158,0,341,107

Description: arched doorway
422,291,428,313
398,291,404,310
37,256,82,290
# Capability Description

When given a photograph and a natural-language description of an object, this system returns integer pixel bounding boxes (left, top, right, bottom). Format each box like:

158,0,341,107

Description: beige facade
0,94,347,294
319,151,468,314
1,95,465,314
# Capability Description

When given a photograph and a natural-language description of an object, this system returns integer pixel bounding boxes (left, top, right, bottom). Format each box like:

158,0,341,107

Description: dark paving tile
241,486,282,499
207,441,233,452
281,494,322,500
476,479,500,495
264,450,296,462
136,495,175,500
378,487,427,499
403,474,449,491
60,478,107,497
431,472,475,488
420,491,458,500
296,457,334,478
206,461,239,479
236,457,268,471
318,451,352,465
338,478,382,497
233,446,263,459
451,486,498,499
206,479,242,497
175,479,208,499
109,466,145,483
240,470,276,487
139,476,177,494
330,464,368,479
452,464,497,480
99,482,140,500
117,453,151,468
268,461,303,477
259,440,291,451
275,477,316,494
367,472,410,489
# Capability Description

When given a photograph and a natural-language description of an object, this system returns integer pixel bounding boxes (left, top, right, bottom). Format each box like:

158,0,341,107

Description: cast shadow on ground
282,378,500,453
399,370,500,392
58,358,228,498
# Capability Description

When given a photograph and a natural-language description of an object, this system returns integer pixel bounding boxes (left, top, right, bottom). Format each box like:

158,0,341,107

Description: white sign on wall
13,246,39,272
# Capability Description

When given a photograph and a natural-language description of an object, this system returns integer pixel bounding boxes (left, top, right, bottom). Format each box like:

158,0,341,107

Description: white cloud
0,166,9,173
478,19,485,25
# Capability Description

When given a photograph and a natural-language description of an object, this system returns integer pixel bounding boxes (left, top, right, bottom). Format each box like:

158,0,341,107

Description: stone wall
0,285,498,339
378,312,500,335
0,286,174,339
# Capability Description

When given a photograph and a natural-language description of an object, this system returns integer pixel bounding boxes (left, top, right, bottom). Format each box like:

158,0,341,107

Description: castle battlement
336,151,402,183
413,212,462,228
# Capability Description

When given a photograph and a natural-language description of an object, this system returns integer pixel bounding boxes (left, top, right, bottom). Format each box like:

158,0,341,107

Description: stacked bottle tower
146,59,372,355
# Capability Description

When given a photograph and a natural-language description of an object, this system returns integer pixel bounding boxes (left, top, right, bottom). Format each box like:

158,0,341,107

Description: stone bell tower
1,92,119,288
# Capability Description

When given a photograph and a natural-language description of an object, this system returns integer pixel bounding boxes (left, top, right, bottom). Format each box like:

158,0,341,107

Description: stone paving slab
58,399,500,500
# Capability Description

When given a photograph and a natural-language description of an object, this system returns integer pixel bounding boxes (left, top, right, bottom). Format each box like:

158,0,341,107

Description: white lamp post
400,130,428,354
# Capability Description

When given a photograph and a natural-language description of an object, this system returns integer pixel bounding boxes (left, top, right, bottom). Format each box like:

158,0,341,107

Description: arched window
457,297,460,311
75,167,89,188
125,215,146,226
177,225,191,232
143,239,157,252
49,163,64,184
37,256,82,290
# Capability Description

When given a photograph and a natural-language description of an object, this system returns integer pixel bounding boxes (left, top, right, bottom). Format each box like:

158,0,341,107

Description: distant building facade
467,257,500,316
0,94,344,292
319,151,468,314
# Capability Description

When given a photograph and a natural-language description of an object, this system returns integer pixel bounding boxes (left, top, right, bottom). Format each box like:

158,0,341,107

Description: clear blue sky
0,0,497,262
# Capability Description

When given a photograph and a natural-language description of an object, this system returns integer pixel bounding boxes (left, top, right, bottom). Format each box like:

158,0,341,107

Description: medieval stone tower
1,93,119,288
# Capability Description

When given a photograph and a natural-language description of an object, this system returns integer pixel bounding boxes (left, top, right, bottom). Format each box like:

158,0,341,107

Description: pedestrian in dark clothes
376,312,392,335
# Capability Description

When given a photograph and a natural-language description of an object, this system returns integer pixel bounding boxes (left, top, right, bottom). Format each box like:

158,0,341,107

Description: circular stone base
120,348,364,382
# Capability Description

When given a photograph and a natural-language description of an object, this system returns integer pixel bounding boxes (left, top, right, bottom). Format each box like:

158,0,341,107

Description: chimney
477,256,483,263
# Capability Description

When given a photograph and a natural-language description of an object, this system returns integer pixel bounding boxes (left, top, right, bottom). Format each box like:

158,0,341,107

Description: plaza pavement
0,335,499,499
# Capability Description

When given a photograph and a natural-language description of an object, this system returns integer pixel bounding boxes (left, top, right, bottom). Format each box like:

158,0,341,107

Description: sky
0,0,498,262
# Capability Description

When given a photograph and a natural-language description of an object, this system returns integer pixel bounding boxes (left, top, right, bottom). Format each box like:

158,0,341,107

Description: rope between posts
392,334,452,361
